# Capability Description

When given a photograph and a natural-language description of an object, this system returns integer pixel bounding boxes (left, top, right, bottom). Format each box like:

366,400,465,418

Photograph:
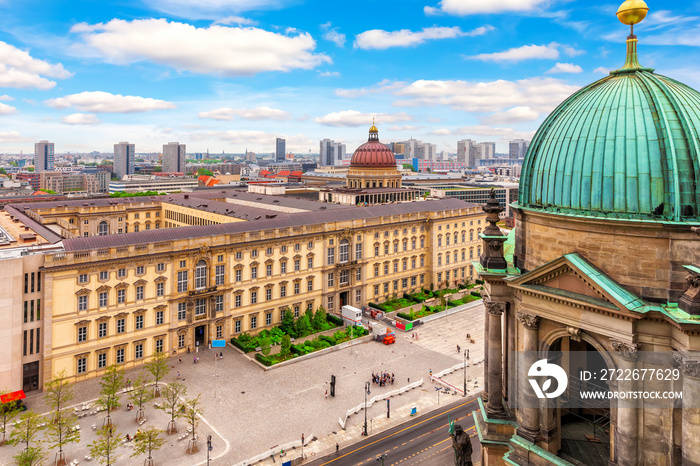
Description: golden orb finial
616,0,649,29
369,117,378,133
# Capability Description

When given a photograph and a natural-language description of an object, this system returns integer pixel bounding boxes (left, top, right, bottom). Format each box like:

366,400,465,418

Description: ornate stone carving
489,240,501,251
485,301,505,316
450,424,474,466
517,313,540,329
681,359,700,379
611,340,640,360
686,273,700,288
567,327,581,342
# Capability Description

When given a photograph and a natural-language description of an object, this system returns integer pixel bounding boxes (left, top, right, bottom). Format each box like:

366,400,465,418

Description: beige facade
22,197,484,386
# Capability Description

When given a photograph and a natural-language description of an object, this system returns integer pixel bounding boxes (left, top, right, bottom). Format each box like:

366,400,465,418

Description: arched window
446,234,450,246
437,235,442,247
469,229,474,241
454,232,458,244
195,260,208,290
339,239,349,263
98,221,108,236
437,254,442,266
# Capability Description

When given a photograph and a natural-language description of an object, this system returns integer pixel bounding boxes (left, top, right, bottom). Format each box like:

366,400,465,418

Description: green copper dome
519,38,700,222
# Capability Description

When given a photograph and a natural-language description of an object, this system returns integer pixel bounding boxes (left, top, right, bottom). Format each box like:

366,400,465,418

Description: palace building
475,3,700,465
0,131,486,394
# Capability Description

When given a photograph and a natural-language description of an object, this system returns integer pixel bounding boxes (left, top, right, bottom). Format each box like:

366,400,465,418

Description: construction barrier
233,434,313,466
338,379,423,430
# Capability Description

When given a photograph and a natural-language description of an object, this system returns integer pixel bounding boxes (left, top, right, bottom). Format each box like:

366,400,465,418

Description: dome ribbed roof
350,125,397,168
519,39,700,222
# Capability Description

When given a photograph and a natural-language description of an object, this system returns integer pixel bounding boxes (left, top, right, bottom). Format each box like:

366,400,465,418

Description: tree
44,371,79,466
295,314,311,337
0,393,21,444
89,425,120,466
131,427,165,466
196,168,213,176
97,365,124,427
157,382,186,435
183,395,202,454
312,306,327,331
128,372,153,423
280,309,296,337
280,335,291,359
260,336,271,356
8,411,44,465
145,351,170,397
304,308,315,329
14,445,45,466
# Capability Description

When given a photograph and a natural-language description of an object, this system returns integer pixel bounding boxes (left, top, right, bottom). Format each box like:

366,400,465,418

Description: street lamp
463,349,469,397
363,382,371,436
206,435,212,465
376,453,388,465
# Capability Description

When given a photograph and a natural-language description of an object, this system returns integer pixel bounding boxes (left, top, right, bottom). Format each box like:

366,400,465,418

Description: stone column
486,301,506,416
611,340,639,466
516,313,540,443
680,356,700,466
482,304,489,402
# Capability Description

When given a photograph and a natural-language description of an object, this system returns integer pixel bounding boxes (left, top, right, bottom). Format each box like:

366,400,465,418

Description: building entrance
340,291,349,307
194,325,206,349
23,361,39,392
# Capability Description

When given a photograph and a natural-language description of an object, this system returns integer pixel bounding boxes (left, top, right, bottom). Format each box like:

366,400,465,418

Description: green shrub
255,353,273,366
470,291,482,298
326,314,343,326
320,335,337,346
475,279,484,285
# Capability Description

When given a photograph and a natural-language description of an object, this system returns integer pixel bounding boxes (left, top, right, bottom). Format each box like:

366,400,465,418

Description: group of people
126,403,134,411
125,430,143,443
372,371,395,386
214,352,224,360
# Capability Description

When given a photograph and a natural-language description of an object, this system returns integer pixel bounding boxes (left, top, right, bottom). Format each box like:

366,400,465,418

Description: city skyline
0,0,695,154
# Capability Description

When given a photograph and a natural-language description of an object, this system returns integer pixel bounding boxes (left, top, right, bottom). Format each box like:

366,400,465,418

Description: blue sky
0,0,697,155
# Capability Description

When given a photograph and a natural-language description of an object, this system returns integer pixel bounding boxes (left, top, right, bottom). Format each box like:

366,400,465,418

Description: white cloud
546,62,582,74
318,70,340,77
314,110,414,127
46,91,176,113
594,66,611,74
143,0,286,19
388,125,421,131
198,106,291,121
562,45,585,57
432,128,451,135
452,125,536,143
214,16,258,25
70,19,330,76
0,131,28,143
0,41,71,90
0,102,17,115
393,77,579,116
335,79,406,98
321,22,346,48
425,0,551,16
62,113,100,125
354,25,493,50
0,95,14,101
481,106,539,124
468,43,559,62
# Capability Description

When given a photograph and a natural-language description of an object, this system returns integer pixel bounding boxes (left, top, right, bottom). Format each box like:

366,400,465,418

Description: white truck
341,305,363,327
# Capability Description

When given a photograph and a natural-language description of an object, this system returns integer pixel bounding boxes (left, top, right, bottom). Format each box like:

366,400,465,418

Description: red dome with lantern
349,122,397,168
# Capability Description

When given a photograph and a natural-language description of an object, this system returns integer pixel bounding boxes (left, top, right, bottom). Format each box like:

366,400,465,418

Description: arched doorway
543,335,612,465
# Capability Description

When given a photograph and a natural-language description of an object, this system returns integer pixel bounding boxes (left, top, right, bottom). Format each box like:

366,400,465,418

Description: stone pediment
508,253,646,315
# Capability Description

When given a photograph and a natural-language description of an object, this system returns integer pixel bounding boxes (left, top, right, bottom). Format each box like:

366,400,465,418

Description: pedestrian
187,347,190,354
179,356,182,364
193,356,196,364
126,378,131,388
177,371,180,380
429,369,433,382
336,443,339,455
325,390,328,399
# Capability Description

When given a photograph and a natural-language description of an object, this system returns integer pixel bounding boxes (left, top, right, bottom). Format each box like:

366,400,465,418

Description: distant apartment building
246,151,257,163
40,172,100,194
82,169,110,193
109,177,198,194
268,161,302,174
34,140,54,173
163,142,186,173
414,142,436,161
319,139,347,166
478,142,496,160
16,173,41,190
457,139,478,166
509,139,529,159
114,141,135,180
275,138,286,162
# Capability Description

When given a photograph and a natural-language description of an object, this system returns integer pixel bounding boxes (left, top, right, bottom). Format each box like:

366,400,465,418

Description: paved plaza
4,302,485,465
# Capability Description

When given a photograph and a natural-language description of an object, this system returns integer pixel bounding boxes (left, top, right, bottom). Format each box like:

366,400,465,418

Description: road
306,393,482,466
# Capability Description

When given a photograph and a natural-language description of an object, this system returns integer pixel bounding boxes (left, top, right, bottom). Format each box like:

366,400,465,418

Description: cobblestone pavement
5,302,484,465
